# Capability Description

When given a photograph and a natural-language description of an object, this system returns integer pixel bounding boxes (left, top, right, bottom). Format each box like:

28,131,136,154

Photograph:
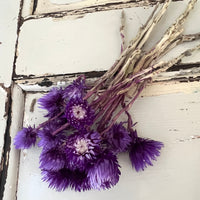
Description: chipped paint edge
2,84,25,200
14,73,200,97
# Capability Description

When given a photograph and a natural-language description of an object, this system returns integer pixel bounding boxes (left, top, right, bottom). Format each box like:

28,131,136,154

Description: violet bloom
42,168,91,192
38,87,64,117
65,131,101,171
40,146,66,171
65,98,95,130
63,76,86,100
106,123,131,154
88,150,121,190
42,168,71,191
14,126,37,149
129,130,164,172
38,123,67,149
70,169,91,192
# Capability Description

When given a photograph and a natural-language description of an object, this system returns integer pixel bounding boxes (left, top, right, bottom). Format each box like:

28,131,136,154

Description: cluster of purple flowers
14,76,163,192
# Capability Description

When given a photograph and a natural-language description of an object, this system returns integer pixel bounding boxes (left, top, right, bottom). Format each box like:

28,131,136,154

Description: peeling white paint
16,10,122,76
0,0,21,87
3,85,25,200
50,0,84,4
0,87,8,165
17,0,200,79
15,87,200,200
22,0,35,17
124,0,200,62
34,0,149,15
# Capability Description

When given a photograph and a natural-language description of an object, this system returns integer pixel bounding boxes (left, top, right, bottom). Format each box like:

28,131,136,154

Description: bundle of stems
84,0,200,134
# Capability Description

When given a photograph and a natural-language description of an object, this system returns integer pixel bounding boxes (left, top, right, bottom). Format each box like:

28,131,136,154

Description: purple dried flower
41,168,71,191
129,130,164,172
42,168,91,192
70,169,91,192
14,126,37,149
65,131,101,171
38,123,67,149
40,146,66,171
65,98,95,130
88,150,121,190
38,87,64,117
106,123,131,154
63,77,86,100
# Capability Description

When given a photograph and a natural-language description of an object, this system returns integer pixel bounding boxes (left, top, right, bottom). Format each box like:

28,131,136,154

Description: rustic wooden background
0,0,200,200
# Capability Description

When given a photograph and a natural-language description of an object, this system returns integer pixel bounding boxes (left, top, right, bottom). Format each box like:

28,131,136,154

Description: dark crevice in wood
32,0,38,15
37,78,53,87
0,87,12,199
0,0,25,196
30,98,37,112
24,0,183,21
0,83,12,118
12,0,25,82
167,63,200,72
154,76,200,83
13,70,107,82
13,62,200,84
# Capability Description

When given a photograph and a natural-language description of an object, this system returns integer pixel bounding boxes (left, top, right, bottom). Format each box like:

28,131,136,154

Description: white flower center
72,105,86,119
74,138,88,155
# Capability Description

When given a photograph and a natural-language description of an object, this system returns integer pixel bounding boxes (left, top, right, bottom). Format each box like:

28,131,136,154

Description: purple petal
38,87,64,118
88,150,121,190
129,137,164,172
14,126,37,149
40,147,66,171
106,123,131,154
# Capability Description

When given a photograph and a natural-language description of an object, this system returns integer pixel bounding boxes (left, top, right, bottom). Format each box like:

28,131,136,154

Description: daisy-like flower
63,76,86,100
129,129,164,172
65,98,95,130
14,126,37,149
38,123,67,149
65,131,101,171
88,150,121,190
106,123,131,154
40,146,66,171
42,168,91,192
38,87,64,118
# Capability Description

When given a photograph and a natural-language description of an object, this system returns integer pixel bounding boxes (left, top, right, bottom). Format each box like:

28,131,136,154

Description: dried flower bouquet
14,0,200,192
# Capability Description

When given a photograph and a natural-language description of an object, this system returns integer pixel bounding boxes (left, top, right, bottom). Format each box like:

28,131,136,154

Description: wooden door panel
12,82,200,200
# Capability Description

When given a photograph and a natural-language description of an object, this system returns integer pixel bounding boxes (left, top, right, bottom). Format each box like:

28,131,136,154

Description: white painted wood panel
15,83,200,200
125,0,200,64
16,0,200,78
0,87,8,165
16,10,122,76
2,85,24,200
33,0,147,15
0,0,21,87
50,0,84,4
22,0,35,17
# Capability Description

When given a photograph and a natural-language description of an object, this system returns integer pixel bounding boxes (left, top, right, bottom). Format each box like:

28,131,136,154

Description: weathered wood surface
1,0,200,199
0,88,8,174
2,85,24,200
14,82,200,200
0,0,21,87
0,0,21,199
15,0,200,82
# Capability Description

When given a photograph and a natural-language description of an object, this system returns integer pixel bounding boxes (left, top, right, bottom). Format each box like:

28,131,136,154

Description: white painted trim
3,85,25,200
22,0,34,17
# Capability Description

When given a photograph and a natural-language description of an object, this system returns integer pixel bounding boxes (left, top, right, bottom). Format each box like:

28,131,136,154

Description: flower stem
52,122,70,136
36,110,64,131
101,83,145,135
